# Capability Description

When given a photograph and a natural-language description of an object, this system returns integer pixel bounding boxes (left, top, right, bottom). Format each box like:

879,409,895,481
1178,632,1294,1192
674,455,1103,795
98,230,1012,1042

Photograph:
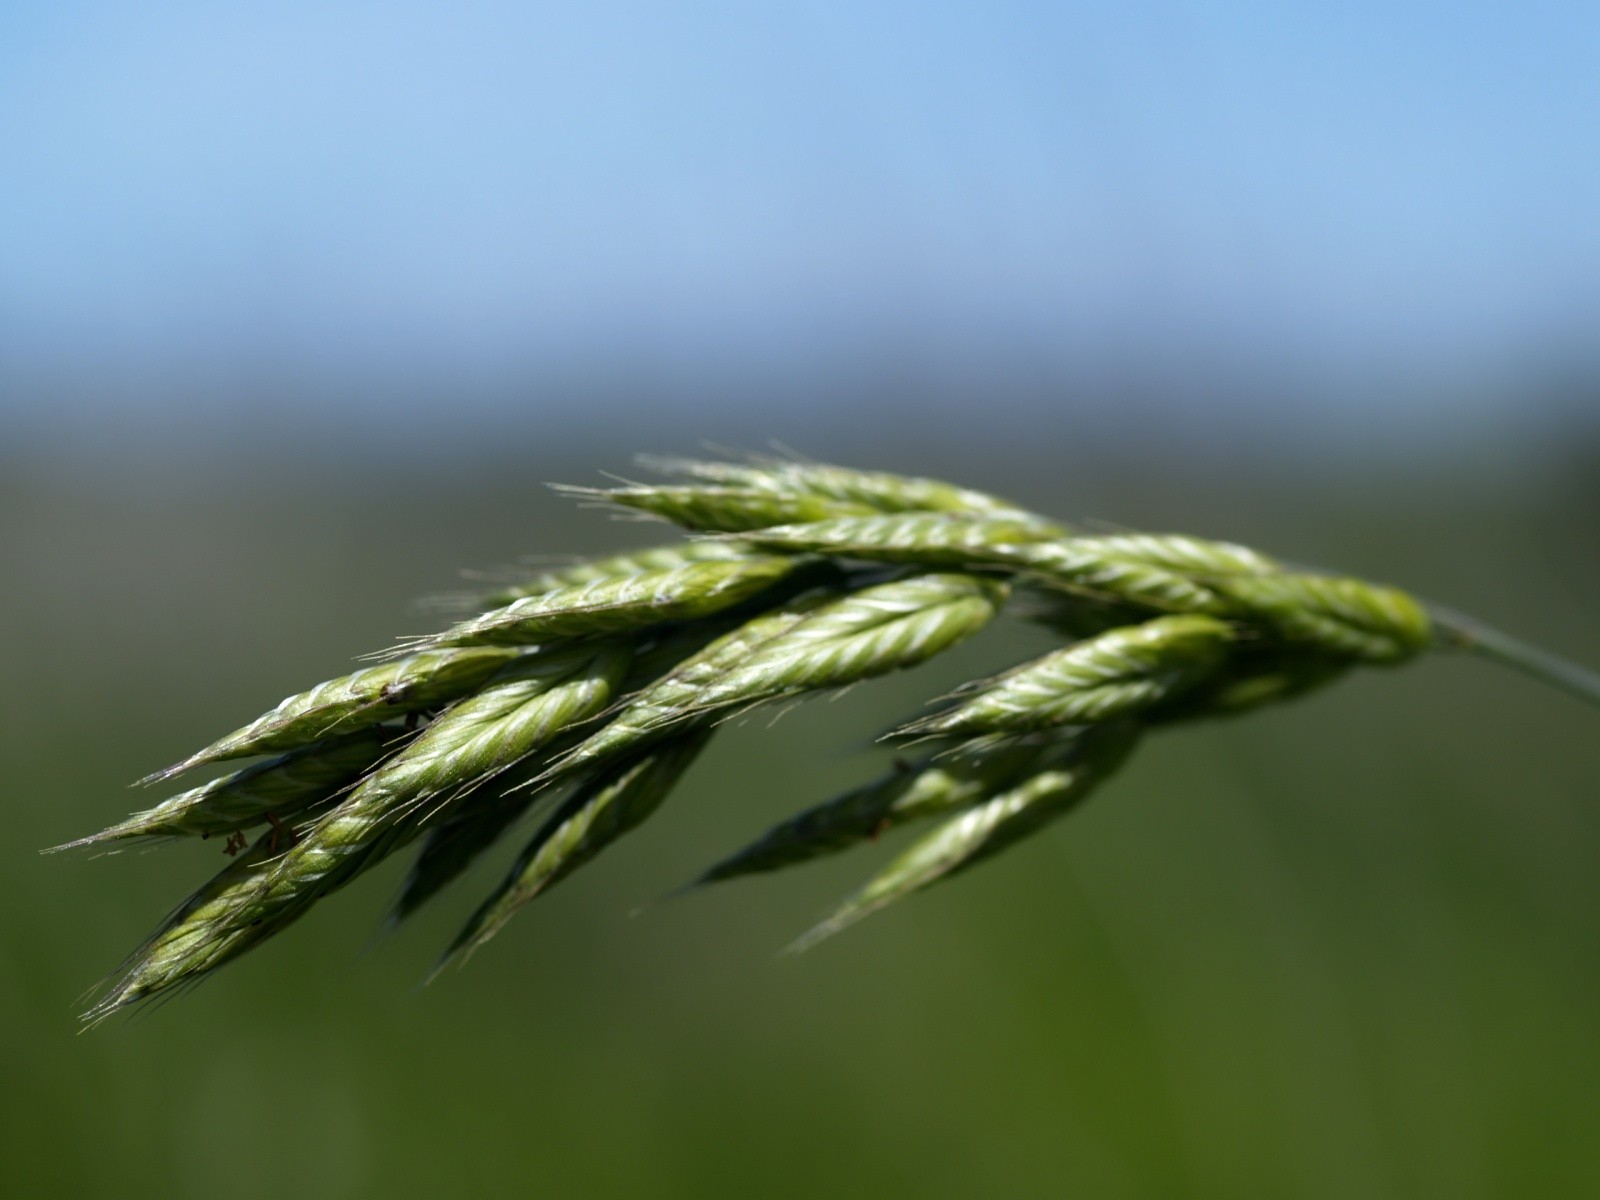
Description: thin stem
1429,605,1600,711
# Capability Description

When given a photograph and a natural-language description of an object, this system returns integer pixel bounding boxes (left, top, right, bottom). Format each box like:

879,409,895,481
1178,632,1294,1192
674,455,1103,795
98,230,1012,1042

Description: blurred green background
4,439,1597,1199
6,2,1600,1195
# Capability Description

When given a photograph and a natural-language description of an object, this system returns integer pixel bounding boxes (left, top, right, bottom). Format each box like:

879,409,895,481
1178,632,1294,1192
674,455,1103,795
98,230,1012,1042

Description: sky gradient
3,2,1597,451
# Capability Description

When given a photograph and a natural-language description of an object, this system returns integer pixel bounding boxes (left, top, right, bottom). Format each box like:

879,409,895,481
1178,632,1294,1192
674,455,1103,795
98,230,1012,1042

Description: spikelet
87,831,291,1021
546,572,1007,784
564,483,877,531
58,726,405,848
140,647,530,783
899,615,1235,738
477,541,756,608
732,513,1058,565
1152,648,1351,724
545,598,834,781
1061,533,1277,577
1216,574,1432,663
403,556,797,651
997,541,1235,614
792,722,1141,950
384,743,584,926
691,735,1081,886
440,730,713,967
92,645,631,1013
237,646,629,905
637,454,1060,527
692,573,1010,709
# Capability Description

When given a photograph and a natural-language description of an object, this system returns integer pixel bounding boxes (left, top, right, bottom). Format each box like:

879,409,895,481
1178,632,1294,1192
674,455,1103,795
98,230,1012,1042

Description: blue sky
2,1,1597,448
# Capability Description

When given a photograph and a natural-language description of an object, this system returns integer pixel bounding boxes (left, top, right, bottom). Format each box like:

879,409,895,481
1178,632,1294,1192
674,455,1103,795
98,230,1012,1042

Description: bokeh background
3,4,1598,1197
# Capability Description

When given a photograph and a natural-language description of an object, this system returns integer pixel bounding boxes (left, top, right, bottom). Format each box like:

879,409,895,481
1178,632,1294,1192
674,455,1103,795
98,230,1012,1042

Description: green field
5,442,1597,1198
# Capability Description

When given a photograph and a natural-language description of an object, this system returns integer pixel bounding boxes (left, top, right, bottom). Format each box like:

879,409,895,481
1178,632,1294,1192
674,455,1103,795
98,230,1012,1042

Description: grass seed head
69,453,1598,1019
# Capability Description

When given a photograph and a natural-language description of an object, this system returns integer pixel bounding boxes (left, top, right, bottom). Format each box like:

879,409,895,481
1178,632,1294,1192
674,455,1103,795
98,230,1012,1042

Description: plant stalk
1431,607,1600,710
